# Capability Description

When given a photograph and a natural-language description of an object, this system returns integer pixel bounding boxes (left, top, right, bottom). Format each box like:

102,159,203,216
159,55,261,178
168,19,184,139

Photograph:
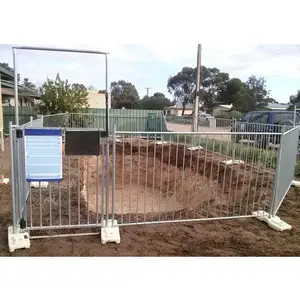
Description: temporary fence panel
270,126,300,216
112,130,282,226
9,112,298,243
23,129,112,233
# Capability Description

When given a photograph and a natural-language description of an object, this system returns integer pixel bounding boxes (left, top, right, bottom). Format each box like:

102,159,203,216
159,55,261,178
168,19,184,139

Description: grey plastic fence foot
252,211,292,232
8,226,31,253
101,220,121,245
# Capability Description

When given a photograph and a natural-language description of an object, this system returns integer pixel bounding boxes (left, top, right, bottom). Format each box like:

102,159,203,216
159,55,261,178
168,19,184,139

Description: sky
1,43,300,103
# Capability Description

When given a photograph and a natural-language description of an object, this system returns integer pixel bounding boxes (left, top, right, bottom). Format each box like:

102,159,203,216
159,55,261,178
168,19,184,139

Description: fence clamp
16,129,23,139
20,218,26,230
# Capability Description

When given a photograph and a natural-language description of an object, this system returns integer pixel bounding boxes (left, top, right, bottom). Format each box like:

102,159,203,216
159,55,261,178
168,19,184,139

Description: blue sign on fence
24,128,63,182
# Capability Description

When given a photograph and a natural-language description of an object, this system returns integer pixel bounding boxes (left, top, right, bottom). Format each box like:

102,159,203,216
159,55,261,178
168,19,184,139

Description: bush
214,110,243,120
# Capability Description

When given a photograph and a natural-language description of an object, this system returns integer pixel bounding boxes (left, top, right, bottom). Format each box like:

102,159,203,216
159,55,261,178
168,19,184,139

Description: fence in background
3,107,168,134
2,106,38,134
8,113,300,245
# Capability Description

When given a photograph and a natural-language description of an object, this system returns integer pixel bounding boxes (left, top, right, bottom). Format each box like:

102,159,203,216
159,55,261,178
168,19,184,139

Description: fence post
208,117,216,129
9,122,18,234
101,124,121,245
112,124,116,224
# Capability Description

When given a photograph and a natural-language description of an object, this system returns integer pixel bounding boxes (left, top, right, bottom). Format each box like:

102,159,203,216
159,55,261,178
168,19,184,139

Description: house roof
0,66,14,81
1,79,40,98
166,103,195,110
267,103,289,110
218,104,233,110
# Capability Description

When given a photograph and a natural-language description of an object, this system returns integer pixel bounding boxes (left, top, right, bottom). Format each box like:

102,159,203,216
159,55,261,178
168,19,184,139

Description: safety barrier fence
7,114,300,248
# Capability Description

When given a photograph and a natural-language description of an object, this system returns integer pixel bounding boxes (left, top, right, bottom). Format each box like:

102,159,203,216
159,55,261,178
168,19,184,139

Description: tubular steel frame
12,45,110,136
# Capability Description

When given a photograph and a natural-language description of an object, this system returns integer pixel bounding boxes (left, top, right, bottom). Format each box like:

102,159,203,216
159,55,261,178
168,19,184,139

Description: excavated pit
80,139,274,222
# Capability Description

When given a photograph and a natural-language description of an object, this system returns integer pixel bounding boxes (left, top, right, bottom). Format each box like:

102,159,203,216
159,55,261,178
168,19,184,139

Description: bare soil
82,139,274,223
1,137,300,257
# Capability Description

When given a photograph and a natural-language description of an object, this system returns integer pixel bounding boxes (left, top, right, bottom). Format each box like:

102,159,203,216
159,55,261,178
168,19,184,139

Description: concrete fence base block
292,181,300,188
188,146,203,151
252,211,292,232
101,220,121,245
222,160,245,166
30,182,49,189
8,226,31,253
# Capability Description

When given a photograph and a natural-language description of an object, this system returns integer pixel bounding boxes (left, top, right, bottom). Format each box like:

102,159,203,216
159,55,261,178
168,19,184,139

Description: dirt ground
1,137,300,257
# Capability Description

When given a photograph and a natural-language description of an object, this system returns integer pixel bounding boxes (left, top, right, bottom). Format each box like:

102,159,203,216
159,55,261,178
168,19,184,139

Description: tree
37,73,89,115
201,67,230,109
167,66,230,115
167,67,196,115
111,80,140,109
136,92,172,110
23,78,36,89
88,85,97,91
288,90,300,110
245,75,270,109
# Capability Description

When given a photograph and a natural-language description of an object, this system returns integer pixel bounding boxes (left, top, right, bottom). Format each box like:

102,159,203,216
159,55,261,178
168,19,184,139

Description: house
213,104,233,116
165,103,195,116
267,103,289,111
0,66,40,107
87,90,111,109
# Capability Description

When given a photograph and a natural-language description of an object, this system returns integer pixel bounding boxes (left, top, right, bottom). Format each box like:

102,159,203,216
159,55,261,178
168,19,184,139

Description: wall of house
166,109,194,116
1,96,34,107
87,91,111,109
213,106,230,116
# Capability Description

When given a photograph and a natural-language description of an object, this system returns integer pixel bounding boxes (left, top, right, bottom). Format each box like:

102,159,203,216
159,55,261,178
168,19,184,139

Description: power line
228,45,300,71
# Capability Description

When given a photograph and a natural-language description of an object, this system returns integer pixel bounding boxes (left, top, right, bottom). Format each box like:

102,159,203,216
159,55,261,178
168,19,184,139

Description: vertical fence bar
112,125,116,224
105,139,110,227
9,123,17,234
101,141,105,225
13,48,19,126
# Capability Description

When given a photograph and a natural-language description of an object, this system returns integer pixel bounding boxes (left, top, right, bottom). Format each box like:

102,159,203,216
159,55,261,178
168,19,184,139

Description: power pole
145,87,152,97
193,44,202,132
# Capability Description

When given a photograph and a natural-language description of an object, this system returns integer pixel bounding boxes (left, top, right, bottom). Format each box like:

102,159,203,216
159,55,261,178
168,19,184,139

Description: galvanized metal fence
8,113,300,243
270,126,300,216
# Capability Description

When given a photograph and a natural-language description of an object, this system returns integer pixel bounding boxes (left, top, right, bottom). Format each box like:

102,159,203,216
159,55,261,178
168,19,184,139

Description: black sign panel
65,130,100,156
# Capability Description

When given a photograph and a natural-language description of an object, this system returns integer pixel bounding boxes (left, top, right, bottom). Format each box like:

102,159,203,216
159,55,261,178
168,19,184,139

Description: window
253,113,269,124
242,113,252,122
242,112,260,122
274,113,300,124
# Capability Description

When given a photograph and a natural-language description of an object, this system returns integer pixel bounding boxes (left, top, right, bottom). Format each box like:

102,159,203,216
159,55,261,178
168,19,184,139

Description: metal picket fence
7,113,300,249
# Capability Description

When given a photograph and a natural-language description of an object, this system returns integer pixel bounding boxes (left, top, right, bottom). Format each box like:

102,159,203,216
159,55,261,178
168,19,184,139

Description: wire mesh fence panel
215,118,236,129
111,130,283,226
25,131,112,232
